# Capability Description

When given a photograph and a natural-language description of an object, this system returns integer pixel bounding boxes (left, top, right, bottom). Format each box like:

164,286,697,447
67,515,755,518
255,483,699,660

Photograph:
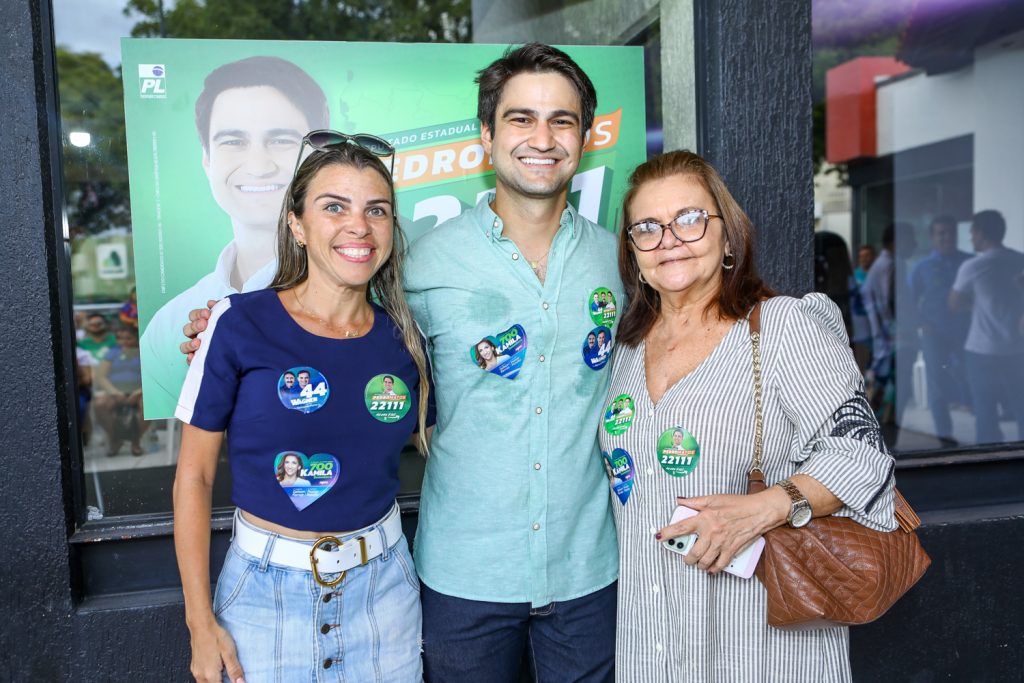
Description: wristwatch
777,478,812,528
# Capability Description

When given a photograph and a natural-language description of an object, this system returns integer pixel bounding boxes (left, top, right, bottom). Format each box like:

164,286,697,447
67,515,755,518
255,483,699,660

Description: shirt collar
212,241,278,293
474,191,581,242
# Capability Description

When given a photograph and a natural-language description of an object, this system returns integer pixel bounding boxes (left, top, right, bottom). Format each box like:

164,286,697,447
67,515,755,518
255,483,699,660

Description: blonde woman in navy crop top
174,141,433,683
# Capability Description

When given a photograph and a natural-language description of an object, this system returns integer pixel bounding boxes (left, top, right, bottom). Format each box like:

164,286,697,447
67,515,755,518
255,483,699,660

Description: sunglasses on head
293,129,396,176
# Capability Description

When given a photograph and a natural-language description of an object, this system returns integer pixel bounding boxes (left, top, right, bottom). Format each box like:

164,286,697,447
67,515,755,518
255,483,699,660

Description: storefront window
55,0,470,521
813,0,1024,454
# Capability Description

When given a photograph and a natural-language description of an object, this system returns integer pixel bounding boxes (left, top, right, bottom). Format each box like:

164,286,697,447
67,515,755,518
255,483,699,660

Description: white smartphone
661,504,765,579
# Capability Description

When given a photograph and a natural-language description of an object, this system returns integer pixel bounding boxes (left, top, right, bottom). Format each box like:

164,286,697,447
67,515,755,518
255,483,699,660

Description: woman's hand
188,619,245,683
656,489,789,574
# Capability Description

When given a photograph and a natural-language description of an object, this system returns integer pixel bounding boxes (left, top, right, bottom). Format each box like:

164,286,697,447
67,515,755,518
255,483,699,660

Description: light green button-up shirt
406,194,621,606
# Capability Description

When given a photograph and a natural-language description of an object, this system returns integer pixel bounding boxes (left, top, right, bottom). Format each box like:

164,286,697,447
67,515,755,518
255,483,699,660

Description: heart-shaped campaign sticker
274,451,340,511
469,324,528,380
603,448,634,505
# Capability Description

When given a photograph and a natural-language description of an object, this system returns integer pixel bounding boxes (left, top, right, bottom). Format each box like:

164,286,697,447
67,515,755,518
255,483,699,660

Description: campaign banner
121,39,646,419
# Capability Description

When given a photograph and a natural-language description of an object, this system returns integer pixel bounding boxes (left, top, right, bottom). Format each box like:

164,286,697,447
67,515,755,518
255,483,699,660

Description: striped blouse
599,294,896,683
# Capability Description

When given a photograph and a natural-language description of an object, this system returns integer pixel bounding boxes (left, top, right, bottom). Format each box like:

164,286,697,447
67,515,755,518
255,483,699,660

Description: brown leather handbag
746,302,931,628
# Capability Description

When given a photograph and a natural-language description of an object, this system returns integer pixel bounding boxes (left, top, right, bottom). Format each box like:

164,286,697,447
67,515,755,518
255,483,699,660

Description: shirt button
651,584,660,593
535,407,543,414
320,624,331,634
534,462,542,470
323,658,333,669
532,523,541,531
648,409,654,417
542,302,550,310
646,467,654,476
512,253,520,260
538,354,545,362
649,526,657,535
655,643,663,653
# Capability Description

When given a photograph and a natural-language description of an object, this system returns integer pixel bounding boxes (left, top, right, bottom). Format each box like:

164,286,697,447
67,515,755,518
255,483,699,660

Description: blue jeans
966,351,1024,444
421,581,616,683
215,514,422,682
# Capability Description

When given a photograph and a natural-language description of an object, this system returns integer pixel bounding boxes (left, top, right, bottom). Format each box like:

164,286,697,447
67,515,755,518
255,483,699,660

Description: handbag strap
745,300,922,533
747,302,766,494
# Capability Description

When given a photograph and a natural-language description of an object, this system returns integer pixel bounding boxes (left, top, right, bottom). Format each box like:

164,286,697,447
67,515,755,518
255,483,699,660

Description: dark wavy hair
616,151,775,347
475,43,597,138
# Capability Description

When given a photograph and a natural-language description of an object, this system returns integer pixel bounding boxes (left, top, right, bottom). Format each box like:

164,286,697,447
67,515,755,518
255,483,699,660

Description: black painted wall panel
0,0,75,680
695,0,815,296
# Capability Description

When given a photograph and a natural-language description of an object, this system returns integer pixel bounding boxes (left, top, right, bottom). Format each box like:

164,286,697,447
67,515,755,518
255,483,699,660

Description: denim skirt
214,510,422,682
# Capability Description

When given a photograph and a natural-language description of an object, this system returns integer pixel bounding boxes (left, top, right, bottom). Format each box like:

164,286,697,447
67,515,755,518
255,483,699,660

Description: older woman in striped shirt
599,151,896,682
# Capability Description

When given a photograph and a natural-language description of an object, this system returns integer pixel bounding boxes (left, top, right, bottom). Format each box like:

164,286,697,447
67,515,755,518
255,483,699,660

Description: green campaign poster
121,39,646,419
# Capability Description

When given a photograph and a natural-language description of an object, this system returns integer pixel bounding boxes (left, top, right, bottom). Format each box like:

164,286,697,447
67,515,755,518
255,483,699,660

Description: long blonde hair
271,145,431,454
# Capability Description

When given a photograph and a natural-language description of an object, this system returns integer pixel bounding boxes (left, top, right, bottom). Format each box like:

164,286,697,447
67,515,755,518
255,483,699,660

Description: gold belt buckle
310,536,345,588
309,535,370,587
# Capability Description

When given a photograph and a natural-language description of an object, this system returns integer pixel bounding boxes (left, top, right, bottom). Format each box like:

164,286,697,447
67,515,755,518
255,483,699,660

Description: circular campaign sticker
588,287,618,327
274,451,339,511
278,366,330,414
656,426,701,477
582,326,613,371
603,394,636,435
364,373,412,423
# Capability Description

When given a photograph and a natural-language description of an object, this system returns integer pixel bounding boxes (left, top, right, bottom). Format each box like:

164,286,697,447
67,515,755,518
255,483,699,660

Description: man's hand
180,300,218,364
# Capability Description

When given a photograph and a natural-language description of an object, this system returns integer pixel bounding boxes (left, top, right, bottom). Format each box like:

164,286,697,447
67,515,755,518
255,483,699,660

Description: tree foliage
56,48,132,234
123,0,471,43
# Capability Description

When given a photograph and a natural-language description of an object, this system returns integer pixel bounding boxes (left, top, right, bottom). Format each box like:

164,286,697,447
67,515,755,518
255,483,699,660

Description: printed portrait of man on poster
120,39,646,418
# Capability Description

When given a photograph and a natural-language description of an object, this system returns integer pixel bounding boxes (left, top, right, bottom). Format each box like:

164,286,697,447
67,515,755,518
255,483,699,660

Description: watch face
791,506,813,528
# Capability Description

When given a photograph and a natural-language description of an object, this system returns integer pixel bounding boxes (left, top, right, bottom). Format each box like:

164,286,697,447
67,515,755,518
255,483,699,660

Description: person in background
813,231,854,337
855,244,876,284
950,210,1024,444
93,324,146,456
909,215,971,446
119,287,139,329
861,222,917,443
78,313,117,365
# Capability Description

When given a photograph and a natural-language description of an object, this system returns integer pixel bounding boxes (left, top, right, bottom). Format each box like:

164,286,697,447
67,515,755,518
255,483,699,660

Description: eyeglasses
626,208,722,252
293,129,396,176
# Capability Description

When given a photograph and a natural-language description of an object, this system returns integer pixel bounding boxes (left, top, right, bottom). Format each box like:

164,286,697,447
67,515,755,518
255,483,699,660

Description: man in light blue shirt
179,43,621,681
406,44,620,681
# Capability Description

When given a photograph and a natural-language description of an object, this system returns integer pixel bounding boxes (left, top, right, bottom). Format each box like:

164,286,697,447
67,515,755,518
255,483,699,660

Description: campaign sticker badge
656,427,701,477
274,451,340,511
364,373,412,423
469,324,528,380
588,287,618,327
603,448,635,505
582,326,613,370
603,393,636,435
278,367,329,414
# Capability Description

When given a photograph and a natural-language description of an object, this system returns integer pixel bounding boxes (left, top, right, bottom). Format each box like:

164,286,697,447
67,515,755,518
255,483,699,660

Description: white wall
876,31,1024,251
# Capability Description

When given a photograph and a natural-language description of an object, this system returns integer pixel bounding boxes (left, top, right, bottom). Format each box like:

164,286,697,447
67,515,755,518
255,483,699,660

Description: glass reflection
813,0,1024,453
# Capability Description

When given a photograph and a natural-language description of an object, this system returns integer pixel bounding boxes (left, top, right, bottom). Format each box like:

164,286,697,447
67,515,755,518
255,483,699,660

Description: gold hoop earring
296,239,306,249
638,270,647,285
722,253,735,270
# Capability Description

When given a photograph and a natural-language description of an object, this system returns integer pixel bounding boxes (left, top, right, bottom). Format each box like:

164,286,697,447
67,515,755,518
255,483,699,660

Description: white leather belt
233,503,402,580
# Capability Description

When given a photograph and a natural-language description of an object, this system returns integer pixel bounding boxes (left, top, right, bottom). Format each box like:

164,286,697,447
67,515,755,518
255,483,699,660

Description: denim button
323,658,333,669
320,624,331,634
322,593,332,603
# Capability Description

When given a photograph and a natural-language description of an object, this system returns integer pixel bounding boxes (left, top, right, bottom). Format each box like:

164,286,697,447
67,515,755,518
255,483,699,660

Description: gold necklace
293,288,368,338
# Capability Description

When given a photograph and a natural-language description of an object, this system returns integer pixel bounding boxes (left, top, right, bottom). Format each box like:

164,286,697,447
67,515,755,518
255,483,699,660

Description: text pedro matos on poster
121,39,646,419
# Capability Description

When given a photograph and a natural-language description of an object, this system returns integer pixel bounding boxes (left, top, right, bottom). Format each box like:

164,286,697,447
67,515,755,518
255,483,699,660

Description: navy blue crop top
176,288,434,531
